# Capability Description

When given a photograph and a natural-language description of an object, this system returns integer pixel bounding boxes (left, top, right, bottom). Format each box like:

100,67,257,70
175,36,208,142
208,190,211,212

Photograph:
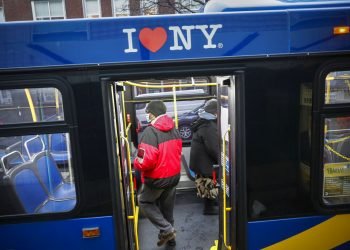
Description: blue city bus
1,0,350,249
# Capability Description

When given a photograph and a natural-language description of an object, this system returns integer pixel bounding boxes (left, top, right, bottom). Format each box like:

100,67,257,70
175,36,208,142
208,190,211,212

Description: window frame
0,77,79,220
175,0,202,13
312,62,350,212
113,0,130,17
83,0,101,18
0,7,5,22
140,0,158,16
0,87,65,125
31,0,66,21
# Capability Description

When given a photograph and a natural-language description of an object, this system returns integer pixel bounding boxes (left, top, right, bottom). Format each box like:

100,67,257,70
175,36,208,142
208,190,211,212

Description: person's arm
133,128,159,171
202,124,219,162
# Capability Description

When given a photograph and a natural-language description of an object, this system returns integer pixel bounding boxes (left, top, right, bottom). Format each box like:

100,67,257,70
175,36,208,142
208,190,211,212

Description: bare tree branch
127,0,206,15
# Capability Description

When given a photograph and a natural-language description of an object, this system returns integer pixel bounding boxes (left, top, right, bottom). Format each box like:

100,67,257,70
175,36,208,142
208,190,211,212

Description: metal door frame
217,72,247,250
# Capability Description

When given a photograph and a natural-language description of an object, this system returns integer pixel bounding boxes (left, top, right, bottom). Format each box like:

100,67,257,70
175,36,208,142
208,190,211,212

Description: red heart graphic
139,27,167,53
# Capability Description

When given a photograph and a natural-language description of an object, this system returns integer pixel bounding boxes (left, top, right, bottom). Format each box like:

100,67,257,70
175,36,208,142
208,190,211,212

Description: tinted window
323,117,350,205
325,71,350,104
0,88,64,125
0,86,76,217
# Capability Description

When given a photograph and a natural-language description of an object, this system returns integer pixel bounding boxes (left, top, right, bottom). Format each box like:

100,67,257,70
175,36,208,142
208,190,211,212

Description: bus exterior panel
1,1,350,250
0,6,349,70
1,216,116,250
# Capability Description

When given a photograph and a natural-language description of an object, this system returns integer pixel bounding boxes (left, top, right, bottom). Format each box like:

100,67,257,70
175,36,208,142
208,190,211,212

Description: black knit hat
146,100,167,117
204,99,218,115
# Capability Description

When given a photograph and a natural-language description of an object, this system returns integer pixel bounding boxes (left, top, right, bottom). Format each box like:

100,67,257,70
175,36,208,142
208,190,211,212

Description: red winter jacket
134,114,182,188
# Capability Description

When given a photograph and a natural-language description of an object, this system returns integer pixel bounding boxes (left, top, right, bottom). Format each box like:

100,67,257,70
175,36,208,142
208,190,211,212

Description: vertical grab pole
121,136,140,250
173,86,178,129
55,88,60,118
325,76,331,105
222,127,232,250
121,91,128,134
325,76,332,134
25,89,37,122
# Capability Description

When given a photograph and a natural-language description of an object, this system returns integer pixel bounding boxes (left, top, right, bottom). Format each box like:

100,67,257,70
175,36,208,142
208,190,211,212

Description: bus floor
139,190,219,250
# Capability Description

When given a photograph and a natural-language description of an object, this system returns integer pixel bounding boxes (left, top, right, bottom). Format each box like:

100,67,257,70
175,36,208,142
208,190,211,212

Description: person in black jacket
189,98,219,215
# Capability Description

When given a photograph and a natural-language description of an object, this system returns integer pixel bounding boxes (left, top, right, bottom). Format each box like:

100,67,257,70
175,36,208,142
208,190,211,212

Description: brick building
0,0,203,22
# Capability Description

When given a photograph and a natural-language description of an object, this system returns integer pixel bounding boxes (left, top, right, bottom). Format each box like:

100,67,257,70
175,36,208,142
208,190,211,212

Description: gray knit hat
204,99,218,115
146,100,167,117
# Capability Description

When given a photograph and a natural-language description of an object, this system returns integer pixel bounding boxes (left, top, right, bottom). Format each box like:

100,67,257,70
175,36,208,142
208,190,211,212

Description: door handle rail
121,136,140,250
222,127,232,250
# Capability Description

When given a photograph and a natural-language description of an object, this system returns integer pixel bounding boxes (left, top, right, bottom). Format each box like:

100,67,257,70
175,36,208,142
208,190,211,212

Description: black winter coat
189,118,219,177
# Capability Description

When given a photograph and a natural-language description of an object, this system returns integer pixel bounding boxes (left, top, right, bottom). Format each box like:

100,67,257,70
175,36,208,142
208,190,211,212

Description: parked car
177,103,204,141
134,89,206,141
135,102,205,142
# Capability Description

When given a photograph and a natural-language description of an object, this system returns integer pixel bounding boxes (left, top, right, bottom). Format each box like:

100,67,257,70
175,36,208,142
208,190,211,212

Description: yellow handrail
55,88,60,117
222,127,232,250
121,136,139,250
122,91,128,133
325,78,331,134
125,122,132,135
24,89,37,122
121,81,217,130
123,81,217,89
325,144,350,161
327,135,350,144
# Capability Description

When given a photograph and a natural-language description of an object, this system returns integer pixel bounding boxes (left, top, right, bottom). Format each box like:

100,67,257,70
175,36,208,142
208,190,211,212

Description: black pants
138,184,176,233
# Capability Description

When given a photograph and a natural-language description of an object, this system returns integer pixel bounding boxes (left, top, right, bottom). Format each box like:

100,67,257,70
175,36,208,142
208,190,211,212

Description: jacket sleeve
133,127,159,171
202,124,219,163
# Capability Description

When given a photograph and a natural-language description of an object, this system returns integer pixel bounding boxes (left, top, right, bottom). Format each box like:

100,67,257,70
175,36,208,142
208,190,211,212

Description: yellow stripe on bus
263,214,350,250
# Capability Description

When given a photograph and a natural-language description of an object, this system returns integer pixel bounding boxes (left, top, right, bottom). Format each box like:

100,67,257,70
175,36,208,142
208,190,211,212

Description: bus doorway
102,80,139,250
102,76,223,249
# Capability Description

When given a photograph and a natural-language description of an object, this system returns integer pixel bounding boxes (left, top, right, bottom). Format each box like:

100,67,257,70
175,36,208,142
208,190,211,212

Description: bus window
0,133,76,216
323,117,350,206
0,87,75,216
0,88,64,125
325,71,350,105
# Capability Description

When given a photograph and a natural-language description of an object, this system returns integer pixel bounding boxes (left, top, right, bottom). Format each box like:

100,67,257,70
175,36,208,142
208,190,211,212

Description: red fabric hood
152,114,174,131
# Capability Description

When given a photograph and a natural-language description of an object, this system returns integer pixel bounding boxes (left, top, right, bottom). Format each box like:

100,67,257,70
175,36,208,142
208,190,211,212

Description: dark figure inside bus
190,99,219,215
134,100,182,247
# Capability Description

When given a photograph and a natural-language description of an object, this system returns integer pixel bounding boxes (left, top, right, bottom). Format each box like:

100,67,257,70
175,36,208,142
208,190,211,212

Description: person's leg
159,185,176,227
159,186,177,246
138,184,173,233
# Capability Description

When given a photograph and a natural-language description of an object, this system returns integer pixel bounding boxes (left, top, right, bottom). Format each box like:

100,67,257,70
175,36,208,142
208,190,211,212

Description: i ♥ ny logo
123,24,223,53
139,27,167,52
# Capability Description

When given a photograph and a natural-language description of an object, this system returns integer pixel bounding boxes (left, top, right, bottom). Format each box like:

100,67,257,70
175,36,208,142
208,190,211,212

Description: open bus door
101,79,139,250
216,73,246,250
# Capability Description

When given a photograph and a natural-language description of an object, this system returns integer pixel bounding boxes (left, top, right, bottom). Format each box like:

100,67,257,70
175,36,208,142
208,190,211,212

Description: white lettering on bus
195,24,223,49
123,24,223,53
123,28,138,53
169,25,195,50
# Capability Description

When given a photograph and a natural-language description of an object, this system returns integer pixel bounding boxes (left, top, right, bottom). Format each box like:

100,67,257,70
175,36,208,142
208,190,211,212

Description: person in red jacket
134,100,182,247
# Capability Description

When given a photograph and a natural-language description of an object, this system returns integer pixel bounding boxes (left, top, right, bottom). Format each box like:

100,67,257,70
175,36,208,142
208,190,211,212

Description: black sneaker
157,230,176,247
